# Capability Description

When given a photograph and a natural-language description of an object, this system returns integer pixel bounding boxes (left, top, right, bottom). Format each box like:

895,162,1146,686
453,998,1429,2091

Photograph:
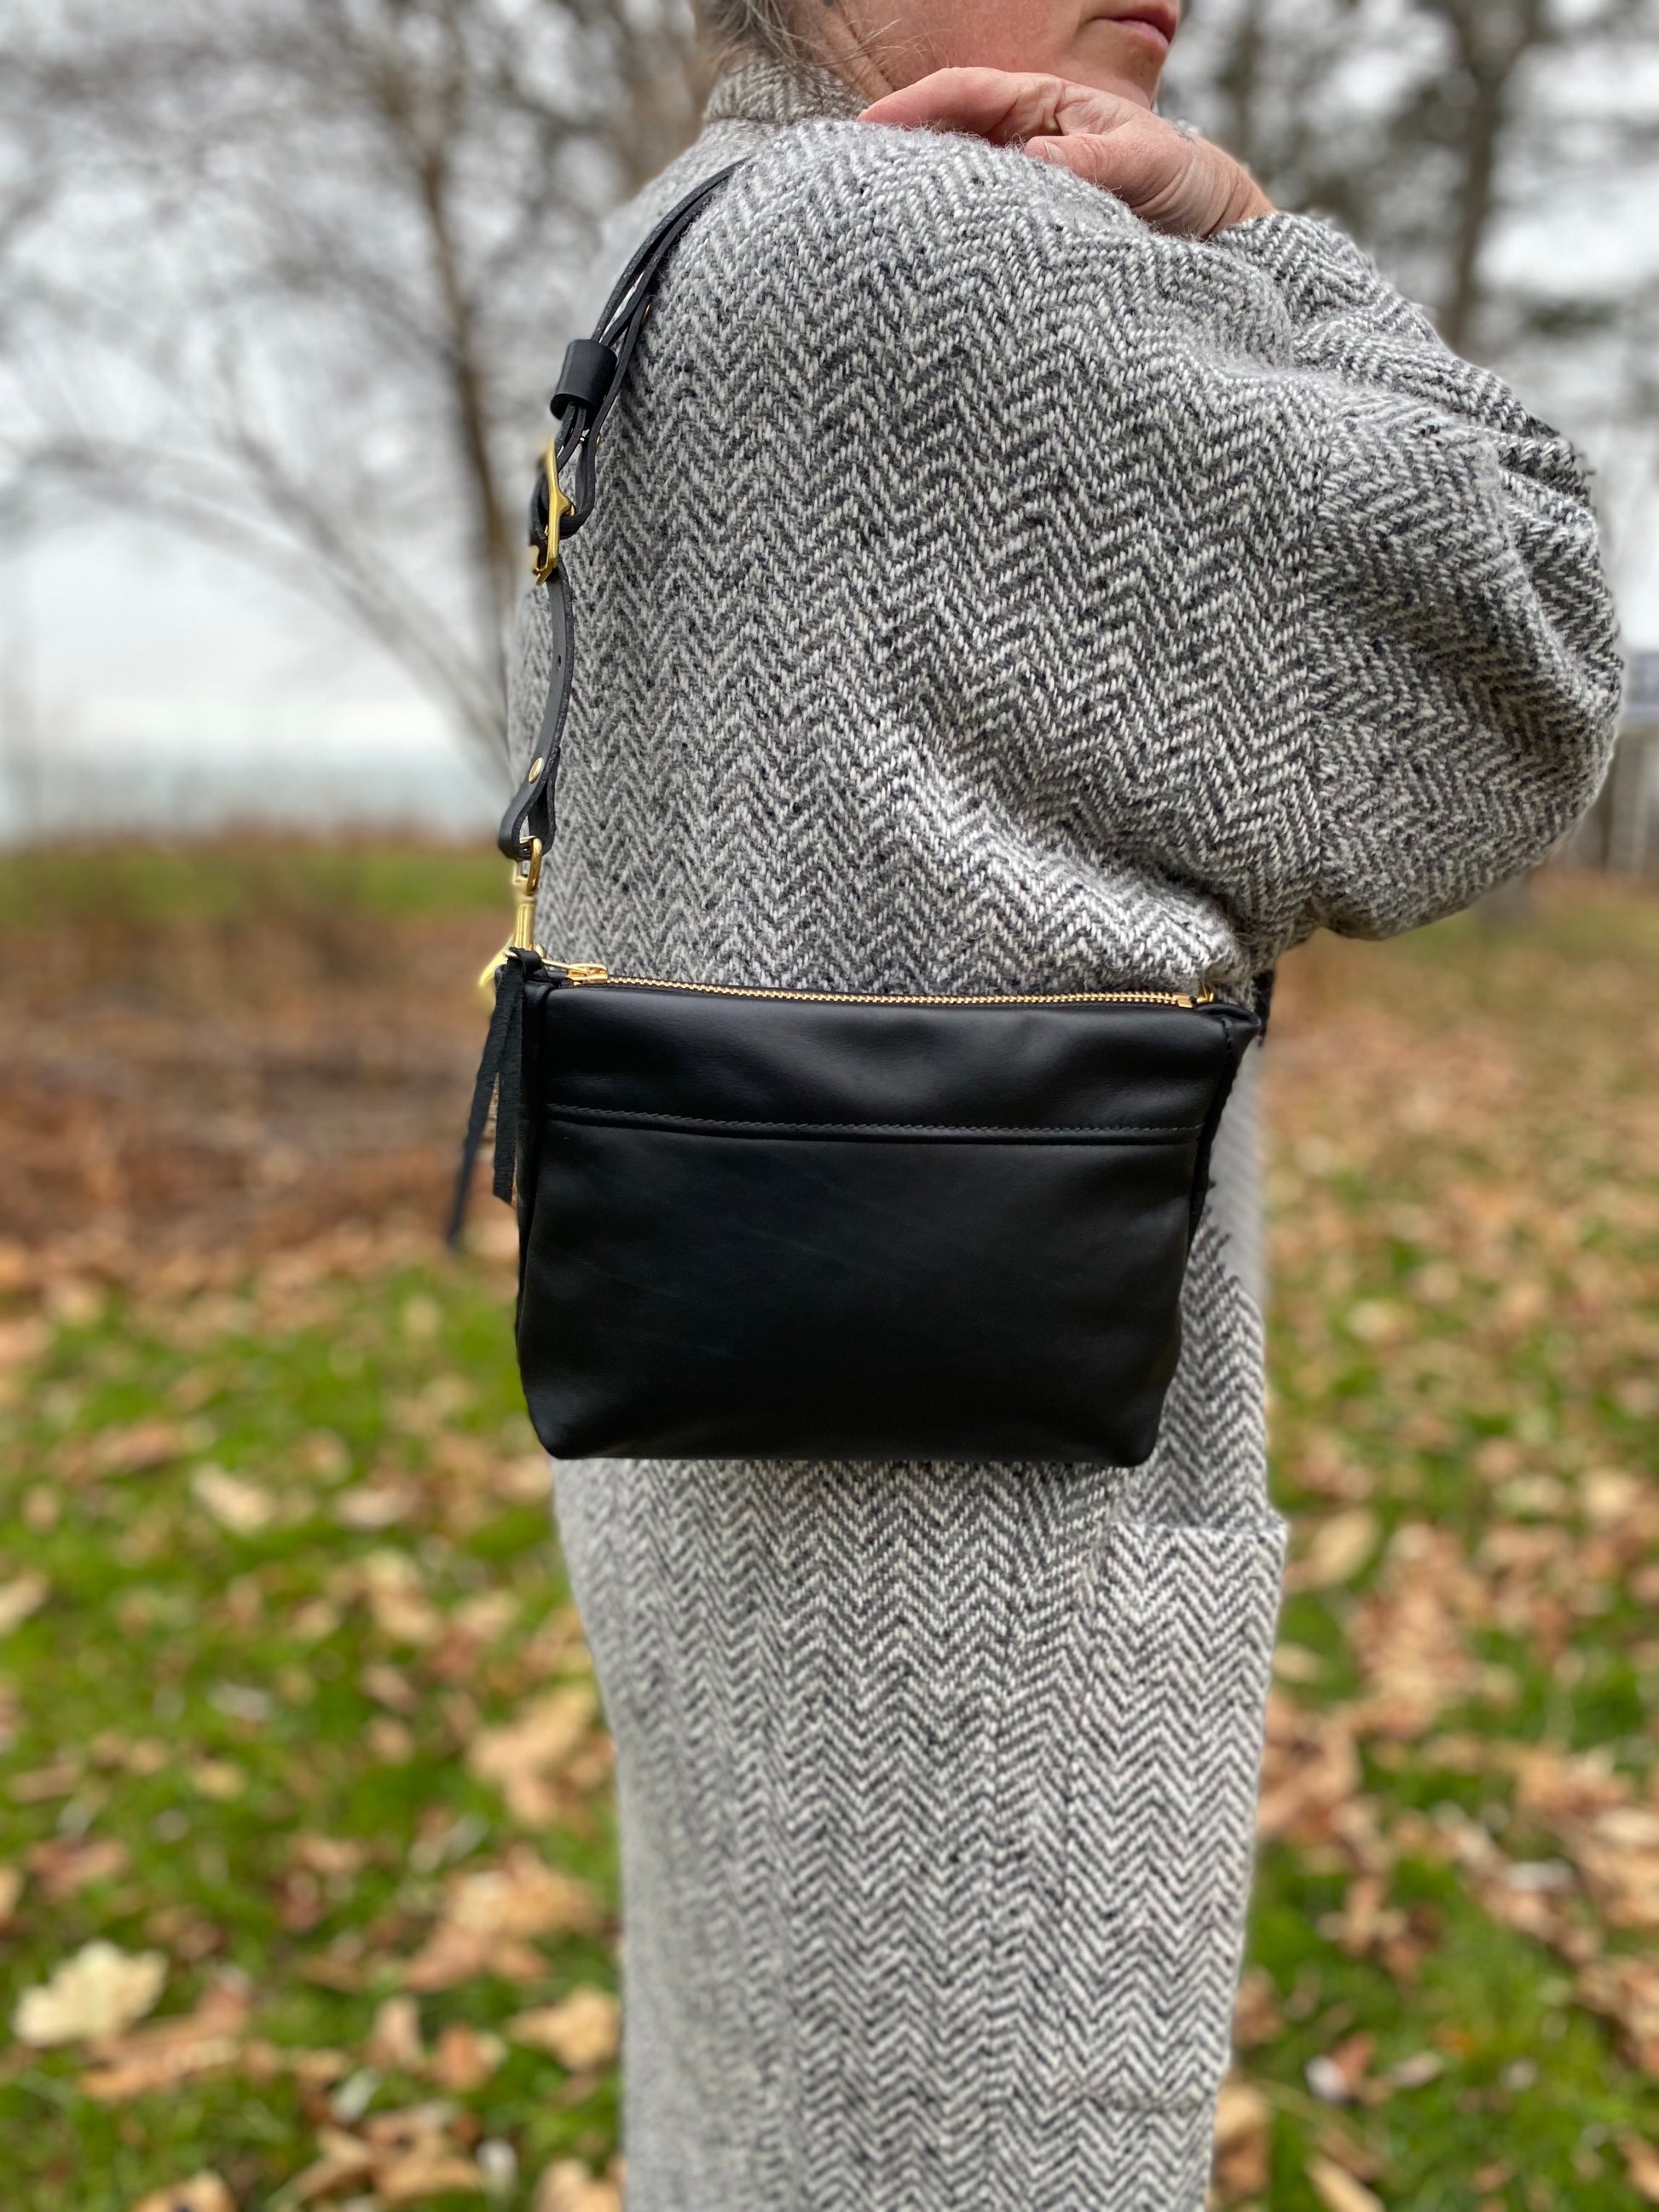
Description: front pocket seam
543,1106,1205,1139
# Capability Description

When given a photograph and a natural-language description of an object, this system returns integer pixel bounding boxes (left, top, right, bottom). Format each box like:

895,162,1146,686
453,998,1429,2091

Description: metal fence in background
1565,648,1659,876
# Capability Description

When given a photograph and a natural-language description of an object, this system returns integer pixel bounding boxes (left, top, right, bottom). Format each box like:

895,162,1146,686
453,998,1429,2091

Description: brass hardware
477,840,546,1007
558,963,611,985
528,755,545,783
530,442,575,584
511,839,544,949
477,952,511,1007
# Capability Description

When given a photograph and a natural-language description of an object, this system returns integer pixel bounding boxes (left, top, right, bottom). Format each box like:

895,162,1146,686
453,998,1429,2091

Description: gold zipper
547,962,1211,1010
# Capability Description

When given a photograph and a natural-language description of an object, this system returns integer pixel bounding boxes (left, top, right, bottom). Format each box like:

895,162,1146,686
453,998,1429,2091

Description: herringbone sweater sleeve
1211,213,1624,937
714,129,1621,962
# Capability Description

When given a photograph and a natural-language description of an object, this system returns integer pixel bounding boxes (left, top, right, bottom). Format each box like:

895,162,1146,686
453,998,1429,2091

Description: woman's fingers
860,66,1275,238
858,67,1143,147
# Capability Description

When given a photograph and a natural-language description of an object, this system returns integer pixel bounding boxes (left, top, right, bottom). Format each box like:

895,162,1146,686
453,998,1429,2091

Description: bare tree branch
0,0,702,767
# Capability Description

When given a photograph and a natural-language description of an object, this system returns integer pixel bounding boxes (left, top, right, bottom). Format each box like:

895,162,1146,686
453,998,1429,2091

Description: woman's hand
859,69,1275,239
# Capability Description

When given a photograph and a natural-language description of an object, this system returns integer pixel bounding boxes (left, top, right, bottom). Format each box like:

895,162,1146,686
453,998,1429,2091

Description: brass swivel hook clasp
477,839,544,1008
529,442,576,585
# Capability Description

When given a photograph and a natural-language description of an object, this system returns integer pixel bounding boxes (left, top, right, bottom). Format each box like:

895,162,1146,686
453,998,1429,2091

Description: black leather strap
494,158,1279,1048
498,165,746,871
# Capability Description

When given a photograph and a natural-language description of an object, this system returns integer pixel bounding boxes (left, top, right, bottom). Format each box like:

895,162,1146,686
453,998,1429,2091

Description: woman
510,4,1621,2205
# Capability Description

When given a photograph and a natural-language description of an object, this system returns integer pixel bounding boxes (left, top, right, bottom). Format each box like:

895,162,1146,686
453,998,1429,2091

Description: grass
0,849,1656,2209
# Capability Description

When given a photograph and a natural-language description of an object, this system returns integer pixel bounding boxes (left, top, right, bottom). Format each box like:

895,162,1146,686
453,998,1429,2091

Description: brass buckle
477,838,544,1006
530,442,575,584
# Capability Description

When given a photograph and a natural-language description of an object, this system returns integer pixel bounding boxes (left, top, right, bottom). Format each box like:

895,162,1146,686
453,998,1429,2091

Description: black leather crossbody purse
457,167,1263,1467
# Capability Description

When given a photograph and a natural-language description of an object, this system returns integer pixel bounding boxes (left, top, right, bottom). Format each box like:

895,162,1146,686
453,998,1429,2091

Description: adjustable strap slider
553,338,618,421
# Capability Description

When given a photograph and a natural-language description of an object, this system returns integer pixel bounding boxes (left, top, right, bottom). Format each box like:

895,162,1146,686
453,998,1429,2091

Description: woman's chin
1066,24,1167,104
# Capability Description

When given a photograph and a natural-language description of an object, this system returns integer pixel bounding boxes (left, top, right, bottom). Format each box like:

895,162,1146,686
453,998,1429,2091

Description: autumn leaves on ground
0,851,1656,2212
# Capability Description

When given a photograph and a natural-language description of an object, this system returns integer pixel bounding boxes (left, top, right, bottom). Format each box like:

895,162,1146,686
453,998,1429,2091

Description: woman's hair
697,0,812,66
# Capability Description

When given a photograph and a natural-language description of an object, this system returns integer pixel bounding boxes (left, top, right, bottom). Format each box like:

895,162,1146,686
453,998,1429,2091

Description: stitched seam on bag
543,1106,1203,1137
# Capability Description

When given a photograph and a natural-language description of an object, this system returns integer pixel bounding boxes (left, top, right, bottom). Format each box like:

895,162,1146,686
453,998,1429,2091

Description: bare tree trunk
1437,71,1506,355
1207,0,1272,177
1430,0,1548,356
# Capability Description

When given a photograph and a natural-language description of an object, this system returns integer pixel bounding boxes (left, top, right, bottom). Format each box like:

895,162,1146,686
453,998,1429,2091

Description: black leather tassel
446,955,527,1248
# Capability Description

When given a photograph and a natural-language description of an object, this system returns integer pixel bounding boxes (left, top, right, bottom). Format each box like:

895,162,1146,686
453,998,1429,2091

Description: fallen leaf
285,2131,379,2205
79,1980,253,2100
1308,2055,1352,2105
1580,1957,1659,2075
191,1466,279,1537
356,1549,442,1643
495,1453,556,1506
46,1277,104,1326
0,1572,50,1637
335,1481,419,1533
1307,2156,1384,2212
285,2047,354,2088
292,1834,372,1883
26,1834,131,1902
534,2162,622,2212
1211,2074,1271,2199
508,1988,621,2071
362,1662,419,1714
367,1716,416,1763
396,1852,598,1993
1231,1967,1282,2050
401,1925,546,1994
296,1429,352,1481
14,1942,168,2047
0,1314,50,1370
188,1758,246,1800
1342,1525,1484,1737
9,1759,82,1803
359,2099,463,2148
1256,1696,1361,1845
447,1846,601,1942
1315,2122,1385,2183
1307,2033,1375,2105
1286,1509,1380,1594
367,1995,426,2073
298,1943,372,1993
1387,2051,1444,2090
1347,1298,1408,1345
90,1419,192,1477
1622,2134,1659,2204
129,2174,234,2212
431,2020,506,2092
291,1597,343,1642
377,2149,487,2203
469,1687,599,1825
451,1590,520,1644
143,1903,227,1964
1322,1874,1417,1968
1583,1469,1645,1528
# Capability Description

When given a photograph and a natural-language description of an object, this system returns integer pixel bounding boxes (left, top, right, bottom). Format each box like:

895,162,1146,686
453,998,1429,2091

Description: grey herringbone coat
509,58,1621,2212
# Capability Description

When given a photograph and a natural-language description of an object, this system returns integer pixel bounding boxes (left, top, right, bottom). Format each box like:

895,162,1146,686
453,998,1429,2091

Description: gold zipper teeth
555,965,1206,1010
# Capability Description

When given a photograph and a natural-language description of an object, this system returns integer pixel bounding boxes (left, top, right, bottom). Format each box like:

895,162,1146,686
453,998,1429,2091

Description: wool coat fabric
507,57,1622,2212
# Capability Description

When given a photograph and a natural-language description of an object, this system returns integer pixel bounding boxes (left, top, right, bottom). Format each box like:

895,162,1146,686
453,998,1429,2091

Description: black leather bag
457,168,1263,1467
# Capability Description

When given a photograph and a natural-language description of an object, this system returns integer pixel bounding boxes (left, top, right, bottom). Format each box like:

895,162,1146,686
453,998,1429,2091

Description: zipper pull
552,962,610,985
